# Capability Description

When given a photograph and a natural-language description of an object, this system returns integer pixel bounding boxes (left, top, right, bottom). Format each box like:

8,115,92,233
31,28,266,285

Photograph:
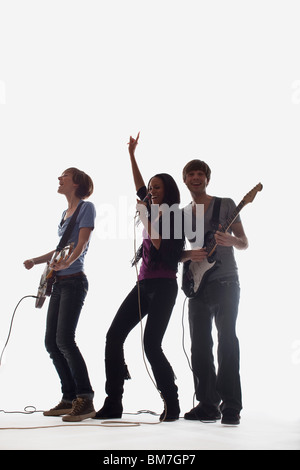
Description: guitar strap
56,201,84,251
210,197,222,231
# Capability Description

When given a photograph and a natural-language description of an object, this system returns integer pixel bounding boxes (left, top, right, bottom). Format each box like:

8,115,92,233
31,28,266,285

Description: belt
55,271,85,281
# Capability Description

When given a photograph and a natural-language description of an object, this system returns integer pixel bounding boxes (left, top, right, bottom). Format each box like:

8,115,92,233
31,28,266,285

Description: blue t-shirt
56,200,96,276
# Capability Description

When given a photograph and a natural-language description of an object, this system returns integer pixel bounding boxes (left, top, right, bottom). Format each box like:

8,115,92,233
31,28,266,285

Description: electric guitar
35,243,74,308
182,183,263,298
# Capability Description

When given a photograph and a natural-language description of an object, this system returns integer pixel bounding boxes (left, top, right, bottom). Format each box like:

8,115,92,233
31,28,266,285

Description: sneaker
221,408,240,425
62,397,96,422
43,400,73,417
184,403,221,422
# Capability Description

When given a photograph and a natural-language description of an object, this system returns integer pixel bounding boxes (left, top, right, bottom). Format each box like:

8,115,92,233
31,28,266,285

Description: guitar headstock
243,183,263,205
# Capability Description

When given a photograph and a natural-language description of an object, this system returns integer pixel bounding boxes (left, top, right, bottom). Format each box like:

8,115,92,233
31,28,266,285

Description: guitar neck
207,199,246,255
221,200,246,233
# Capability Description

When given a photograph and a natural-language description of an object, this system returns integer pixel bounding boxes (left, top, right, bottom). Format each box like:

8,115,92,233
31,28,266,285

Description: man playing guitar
181,159,248,425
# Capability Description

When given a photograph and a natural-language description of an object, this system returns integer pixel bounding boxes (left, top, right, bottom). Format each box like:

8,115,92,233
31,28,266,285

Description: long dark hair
148,173,180,206
132,173,184,270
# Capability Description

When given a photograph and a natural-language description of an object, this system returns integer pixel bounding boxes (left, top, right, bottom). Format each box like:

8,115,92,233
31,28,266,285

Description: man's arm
215,221,248,250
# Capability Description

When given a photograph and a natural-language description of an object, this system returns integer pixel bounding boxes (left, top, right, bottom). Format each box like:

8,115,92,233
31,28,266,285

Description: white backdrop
0,0,299,422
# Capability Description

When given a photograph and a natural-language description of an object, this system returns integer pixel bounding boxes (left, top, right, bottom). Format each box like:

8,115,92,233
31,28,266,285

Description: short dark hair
182,159,211,182
65,167,94,199
148,173,181,205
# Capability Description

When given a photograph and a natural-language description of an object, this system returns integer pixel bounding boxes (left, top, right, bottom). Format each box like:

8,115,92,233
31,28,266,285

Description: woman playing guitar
23,168,96,422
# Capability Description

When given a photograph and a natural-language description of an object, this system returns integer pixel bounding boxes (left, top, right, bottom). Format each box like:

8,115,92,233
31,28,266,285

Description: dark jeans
188,277,242,412
45,275,94,401
104,278,179,403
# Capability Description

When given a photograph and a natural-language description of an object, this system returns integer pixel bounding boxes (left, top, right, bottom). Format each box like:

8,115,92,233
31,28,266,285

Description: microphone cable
132,211,167,424
0,295,39,367
0,296,142,429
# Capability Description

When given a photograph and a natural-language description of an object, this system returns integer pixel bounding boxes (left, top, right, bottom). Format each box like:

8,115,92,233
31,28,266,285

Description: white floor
0,409,299,451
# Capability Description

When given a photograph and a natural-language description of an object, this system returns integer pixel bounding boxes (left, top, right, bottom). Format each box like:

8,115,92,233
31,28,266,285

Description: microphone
142,193,152,205
135,193,151,221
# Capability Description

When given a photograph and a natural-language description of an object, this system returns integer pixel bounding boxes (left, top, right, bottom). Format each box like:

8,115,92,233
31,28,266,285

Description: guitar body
35,244,74,309
181,183,263,299
35,263,54,308
182,231,218,298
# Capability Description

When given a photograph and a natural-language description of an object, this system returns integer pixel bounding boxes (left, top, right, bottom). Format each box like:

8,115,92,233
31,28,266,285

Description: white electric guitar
182,183,263,298
35,244,74,308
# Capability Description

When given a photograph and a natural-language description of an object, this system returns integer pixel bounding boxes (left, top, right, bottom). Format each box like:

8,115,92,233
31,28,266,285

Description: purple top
138,228,177,281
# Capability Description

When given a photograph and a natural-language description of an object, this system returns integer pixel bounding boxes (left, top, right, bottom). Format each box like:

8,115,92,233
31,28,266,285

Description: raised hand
128,132,140,156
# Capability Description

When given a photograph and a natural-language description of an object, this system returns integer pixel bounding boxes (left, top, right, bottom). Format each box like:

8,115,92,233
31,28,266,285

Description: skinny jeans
188,276,242,412
44,275,94,401
105,278,178,402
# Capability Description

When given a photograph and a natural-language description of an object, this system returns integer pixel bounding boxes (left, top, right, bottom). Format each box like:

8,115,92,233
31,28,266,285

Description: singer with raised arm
94,133,185,422
23,168,96,422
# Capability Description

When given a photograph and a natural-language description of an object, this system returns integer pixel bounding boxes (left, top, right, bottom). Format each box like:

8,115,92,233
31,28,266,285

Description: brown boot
62,397,96,422
43,400,73,417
